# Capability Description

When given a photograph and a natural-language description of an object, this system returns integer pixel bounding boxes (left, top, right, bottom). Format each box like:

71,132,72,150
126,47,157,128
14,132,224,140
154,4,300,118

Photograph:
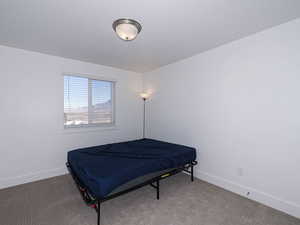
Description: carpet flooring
0,173,299,225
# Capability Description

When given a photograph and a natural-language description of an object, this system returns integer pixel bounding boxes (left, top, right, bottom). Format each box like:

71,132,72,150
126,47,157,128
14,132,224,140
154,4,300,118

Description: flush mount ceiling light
112,18,142,41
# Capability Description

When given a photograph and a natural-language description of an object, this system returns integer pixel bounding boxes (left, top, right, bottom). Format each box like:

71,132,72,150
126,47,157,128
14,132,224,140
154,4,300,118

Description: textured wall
0,45,143,189
143,19,300,218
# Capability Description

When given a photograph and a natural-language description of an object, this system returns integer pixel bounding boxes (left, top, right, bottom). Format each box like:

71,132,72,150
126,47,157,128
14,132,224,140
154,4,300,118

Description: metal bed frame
66,160,197,225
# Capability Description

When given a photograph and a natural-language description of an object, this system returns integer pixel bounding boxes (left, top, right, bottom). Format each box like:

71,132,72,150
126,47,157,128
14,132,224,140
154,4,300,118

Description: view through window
64,75,114,127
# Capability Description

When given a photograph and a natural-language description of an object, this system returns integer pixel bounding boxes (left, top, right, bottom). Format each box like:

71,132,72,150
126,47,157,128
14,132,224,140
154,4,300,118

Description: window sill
62,124,119,134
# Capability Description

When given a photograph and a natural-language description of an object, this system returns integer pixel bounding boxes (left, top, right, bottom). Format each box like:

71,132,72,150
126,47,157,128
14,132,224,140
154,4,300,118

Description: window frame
63,73,116,129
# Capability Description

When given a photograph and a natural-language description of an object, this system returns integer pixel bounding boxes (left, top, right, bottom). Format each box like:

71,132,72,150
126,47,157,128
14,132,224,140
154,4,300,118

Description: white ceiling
1,0,300,73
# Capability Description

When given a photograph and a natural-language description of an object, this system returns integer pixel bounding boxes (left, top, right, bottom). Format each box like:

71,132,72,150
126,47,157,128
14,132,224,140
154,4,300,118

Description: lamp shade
140,92,149,99
113,19,142,41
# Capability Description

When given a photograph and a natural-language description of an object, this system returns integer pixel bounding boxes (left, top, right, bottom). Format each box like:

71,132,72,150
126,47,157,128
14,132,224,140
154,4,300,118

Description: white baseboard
194,170,300,219
1,167,299,219
0,167,68,190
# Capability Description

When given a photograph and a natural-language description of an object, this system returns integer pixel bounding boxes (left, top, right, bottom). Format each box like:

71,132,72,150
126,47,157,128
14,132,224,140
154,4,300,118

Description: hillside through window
64,75,114,127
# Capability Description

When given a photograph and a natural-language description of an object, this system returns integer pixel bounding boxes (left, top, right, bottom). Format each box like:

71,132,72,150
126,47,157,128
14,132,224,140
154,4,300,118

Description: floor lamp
140,92,149,139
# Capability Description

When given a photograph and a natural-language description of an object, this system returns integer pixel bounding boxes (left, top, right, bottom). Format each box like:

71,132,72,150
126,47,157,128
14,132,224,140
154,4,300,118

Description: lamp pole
140,92,149,139
142,97,146,139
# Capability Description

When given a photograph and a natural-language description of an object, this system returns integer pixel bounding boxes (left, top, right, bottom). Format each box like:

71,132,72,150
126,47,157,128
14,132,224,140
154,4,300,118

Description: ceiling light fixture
112,18,142,41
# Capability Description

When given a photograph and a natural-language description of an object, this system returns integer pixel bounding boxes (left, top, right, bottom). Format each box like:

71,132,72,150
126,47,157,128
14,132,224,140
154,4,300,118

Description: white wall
0,45,143,189
143,19,300,218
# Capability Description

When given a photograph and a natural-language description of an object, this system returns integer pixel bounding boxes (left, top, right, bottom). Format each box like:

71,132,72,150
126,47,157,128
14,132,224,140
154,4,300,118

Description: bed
67,138,197,225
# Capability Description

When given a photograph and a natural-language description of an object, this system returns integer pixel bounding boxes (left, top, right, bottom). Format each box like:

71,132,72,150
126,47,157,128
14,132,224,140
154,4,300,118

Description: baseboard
1,167,299,219
194,170,300,219
0,167,68,190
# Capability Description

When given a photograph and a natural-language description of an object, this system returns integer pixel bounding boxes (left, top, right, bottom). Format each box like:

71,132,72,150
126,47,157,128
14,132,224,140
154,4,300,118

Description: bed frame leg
97,201,101,225
156,180,160,200
191,164,194,182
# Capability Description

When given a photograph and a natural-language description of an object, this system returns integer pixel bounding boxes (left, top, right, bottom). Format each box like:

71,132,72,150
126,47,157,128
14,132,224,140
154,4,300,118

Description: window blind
64,75,114,127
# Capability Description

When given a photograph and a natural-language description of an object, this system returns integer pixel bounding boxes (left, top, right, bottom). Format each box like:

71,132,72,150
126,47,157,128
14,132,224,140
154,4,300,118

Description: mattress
67,138,196,198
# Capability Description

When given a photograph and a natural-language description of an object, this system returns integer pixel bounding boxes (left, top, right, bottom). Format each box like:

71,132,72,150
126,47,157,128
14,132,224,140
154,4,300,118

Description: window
64,75,115,128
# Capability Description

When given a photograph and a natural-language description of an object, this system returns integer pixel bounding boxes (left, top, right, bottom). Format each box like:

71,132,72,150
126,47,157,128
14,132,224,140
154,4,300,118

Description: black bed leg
156,180,160,200
191,164,194,182
97,201,101,225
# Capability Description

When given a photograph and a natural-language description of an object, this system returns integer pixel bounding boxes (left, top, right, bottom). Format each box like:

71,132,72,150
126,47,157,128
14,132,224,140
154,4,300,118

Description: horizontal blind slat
64,75,113,127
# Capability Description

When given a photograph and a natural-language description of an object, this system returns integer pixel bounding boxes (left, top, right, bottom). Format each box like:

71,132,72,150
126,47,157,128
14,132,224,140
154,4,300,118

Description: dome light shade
113,19,142,41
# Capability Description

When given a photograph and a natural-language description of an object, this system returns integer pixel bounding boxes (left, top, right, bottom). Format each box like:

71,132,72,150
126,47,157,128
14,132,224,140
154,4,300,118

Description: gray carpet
0,173,299,225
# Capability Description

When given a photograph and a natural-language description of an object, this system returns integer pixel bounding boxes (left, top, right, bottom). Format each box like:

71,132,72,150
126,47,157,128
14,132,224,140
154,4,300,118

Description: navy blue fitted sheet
67,138,196,198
